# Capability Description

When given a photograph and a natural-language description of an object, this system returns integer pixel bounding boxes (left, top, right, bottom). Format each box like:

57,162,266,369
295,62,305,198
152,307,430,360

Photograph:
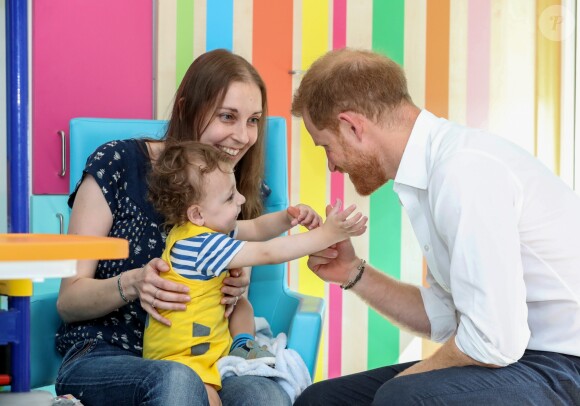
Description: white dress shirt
393,110,580,366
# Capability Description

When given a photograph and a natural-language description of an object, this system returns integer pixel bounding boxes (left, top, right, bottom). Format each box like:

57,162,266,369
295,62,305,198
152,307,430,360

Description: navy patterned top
56,139,165,356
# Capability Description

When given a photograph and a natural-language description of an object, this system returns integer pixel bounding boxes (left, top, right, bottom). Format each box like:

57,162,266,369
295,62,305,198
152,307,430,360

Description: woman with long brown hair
55,49,290,406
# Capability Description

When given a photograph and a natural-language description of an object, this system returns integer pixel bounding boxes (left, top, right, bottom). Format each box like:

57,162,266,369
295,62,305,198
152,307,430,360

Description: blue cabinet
30,195,69,296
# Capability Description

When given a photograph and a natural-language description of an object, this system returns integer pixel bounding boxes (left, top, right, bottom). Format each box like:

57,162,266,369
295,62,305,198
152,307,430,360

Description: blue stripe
7,0,30,233
198,239,242,275
200,239,242,274
206,0,233,51
171,261,197,272
170,250,199,262
198,233,228,261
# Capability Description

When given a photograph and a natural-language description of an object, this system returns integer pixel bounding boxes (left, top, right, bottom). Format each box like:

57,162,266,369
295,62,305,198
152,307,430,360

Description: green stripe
372,0,405,65
176,0,195,87
369,0,405,369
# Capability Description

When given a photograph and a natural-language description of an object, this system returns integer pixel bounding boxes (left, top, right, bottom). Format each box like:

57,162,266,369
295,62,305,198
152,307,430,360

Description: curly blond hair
148,141,231,229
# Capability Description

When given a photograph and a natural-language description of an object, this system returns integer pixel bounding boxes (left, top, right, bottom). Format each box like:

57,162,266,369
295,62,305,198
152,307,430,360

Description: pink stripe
333,0,346,49
467,0,490,128
328,0,346,378
328,175,344,378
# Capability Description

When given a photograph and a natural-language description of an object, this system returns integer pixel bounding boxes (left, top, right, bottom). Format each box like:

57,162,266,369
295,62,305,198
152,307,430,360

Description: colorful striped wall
155,0,573,382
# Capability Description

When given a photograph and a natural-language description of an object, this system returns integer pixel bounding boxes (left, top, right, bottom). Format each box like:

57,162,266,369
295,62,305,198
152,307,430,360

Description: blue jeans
294,350,580,405
56,339,291,406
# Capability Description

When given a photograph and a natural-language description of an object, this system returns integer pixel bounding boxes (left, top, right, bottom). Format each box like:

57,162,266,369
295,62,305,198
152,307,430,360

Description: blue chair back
30,117,324,390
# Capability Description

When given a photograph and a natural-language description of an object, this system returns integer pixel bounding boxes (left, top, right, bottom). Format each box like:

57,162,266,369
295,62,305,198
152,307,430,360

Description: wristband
117,273,131,303
340,259,366,290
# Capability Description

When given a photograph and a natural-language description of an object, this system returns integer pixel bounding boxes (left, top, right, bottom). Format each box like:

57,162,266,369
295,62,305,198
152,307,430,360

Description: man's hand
307,202,364,285
396,335,501,377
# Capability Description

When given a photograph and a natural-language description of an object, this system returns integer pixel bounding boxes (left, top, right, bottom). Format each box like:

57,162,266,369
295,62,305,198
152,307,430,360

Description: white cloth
217,317,312,402
394,110,580,366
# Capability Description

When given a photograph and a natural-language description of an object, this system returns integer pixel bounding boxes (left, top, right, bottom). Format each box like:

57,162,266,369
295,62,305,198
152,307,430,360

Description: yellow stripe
299,0,330,382
298,2,328,301
0,279,33,296
535,0,562,174
155,0,177,120
560,0,575,186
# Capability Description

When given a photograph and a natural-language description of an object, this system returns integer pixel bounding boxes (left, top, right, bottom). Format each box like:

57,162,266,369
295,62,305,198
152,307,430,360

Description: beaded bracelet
340,259,366,290
117,273,131,303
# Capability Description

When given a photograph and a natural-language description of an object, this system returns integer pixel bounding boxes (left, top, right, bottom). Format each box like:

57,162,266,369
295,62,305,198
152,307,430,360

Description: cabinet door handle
56,213,65,234
58,130,67,177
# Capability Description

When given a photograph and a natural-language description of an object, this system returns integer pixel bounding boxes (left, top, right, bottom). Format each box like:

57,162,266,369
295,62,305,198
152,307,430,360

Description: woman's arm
56,175,191,325
57,175,125,322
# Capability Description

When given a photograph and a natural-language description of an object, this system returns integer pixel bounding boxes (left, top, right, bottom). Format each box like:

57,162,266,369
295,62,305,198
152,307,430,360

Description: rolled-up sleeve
419,273,458,343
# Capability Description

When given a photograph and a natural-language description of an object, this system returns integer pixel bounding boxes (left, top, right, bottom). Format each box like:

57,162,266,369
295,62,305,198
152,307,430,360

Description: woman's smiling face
199,81,263,165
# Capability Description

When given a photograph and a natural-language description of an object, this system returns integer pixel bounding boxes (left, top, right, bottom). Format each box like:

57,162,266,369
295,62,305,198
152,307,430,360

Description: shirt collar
394,110,441,191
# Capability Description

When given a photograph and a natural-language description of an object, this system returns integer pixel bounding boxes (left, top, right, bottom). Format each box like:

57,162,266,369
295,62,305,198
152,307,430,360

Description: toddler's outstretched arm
237,204,322,241
229,199,367,269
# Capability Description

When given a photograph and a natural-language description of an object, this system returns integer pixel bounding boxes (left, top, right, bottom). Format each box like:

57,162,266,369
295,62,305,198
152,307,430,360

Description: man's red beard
344,149,388,196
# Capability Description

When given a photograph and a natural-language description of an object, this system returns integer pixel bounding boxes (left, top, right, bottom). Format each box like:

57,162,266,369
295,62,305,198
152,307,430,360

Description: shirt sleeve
67,140,127,215
418,272,458,343
429,150,530,366
171,233,245,278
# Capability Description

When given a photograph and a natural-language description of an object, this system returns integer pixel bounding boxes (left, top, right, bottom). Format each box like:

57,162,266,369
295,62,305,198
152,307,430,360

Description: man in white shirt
292,48,580,405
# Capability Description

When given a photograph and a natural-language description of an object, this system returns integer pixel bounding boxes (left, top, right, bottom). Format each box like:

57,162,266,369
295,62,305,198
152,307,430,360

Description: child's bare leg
205,384,222,406
228,297,275,364
229,296,255,337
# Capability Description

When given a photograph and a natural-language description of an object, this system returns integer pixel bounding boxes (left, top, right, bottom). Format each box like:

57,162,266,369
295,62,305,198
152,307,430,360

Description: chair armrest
249,263,325,379
30,292,62,389
286,292,325,379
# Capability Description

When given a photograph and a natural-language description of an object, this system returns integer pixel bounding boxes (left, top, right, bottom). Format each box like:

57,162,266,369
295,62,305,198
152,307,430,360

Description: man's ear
186,205,205,226
337,111,365,142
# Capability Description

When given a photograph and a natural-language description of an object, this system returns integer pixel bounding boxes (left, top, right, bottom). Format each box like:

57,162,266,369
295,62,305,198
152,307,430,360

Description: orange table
0,233,128,392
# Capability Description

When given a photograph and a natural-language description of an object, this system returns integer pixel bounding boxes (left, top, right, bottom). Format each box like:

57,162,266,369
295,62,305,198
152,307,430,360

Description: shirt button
424,244,430,252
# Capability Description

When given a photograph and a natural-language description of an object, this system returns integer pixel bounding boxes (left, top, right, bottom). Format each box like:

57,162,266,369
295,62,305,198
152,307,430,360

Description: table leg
8,296,30,392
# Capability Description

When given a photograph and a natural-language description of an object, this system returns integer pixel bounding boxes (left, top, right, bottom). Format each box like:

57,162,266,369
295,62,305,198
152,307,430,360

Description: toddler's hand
287,204,323,230
322,199,368,240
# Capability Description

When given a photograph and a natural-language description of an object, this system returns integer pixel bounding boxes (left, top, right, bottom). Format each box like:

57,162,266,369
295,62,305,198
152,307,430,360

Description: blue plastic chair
30,117,325,391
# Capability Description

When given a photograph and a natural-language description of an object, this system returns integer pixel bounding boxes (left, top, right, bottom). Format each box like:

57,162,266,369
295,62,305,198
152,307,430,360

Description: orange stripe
252,0,293,198
425,0,450,118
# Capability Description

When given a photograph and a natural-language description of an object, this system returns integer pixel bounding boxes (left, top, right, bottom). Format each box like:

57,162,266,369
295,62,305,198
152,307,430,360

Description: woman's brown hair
159,49,267,220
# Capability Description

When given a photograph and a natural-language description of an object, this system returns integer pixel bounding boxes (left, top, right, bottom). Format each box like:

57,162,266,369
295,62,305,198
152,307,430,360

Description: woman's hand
126,258,191,326
287,204,323,230
222,267,250,317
